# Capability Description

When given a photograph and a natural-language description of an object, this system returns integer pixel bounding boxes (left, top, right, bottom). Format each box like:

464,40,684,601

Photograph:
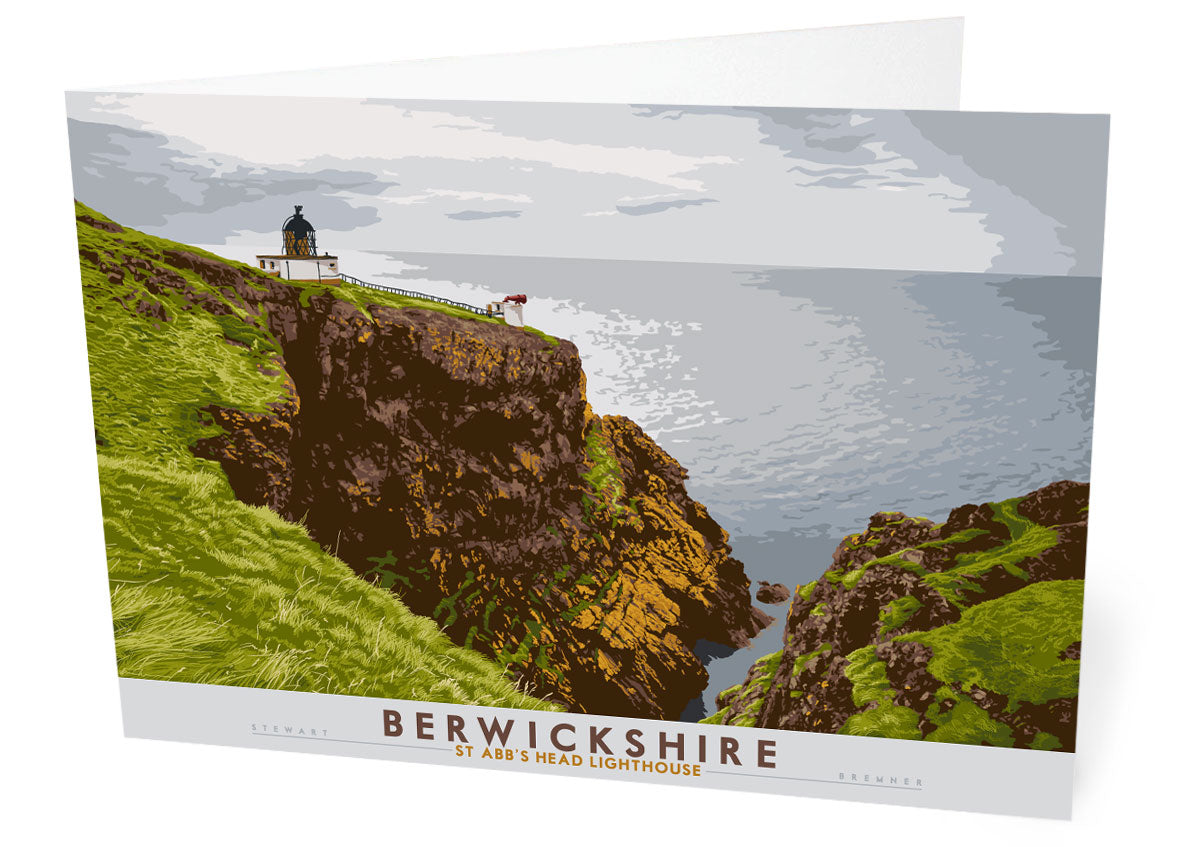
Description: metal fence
339,273,490,316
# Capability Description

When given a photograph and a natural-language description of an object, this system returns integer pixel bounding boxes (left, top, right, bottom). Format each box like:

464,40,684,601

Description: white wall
256,256,340,280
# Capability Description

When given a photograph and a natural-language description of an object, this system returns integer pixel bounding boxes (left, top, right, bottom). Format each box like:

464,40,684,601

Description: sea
210,245,1101,717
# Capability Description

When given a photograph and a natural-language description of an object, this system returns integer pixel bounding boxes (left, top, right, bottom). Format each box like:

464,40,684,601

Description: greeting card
66,22,1107,818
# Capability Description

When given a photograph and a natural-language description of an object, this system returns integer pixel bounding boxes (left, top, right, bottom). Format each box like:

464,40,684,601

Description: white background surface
2,2,1194,844
97,18,963,108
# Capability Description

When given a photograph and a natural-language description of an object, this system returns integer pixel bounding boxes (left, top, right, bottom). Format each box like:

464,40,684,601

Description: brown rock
77,212,124,233
832,511,938,569
1018,480,1090,526
180,257,767,720
756,581,791,604
133,298,168,322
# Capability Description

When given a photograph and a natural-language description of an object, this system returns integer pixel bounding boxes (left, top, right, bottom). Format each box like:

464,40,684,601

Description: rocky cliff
702,481,1087,751
82,218,769,720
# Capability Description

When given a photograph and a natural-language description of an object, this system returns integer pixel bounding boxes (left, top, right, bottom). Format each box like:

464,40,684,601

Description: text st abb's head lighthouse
256,206,339,282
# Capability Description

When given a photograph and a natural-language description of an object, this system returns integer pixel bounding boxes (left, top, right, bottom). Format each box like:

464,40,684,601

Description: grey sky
65,92,1108,275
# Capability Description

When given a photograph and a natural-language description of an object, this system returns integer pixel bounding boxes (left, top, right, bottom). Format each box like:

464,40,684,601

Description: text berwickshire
382,708,778,769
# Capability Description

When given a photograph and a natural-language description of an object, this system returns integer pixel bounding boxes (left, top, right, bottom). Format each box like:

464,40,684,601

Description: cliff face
703,481,1088,752
146,248,770,720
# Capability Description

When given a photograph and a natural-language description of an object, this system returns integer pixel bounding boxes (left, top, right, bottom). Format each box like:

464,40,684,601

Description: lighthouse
256,206,340,282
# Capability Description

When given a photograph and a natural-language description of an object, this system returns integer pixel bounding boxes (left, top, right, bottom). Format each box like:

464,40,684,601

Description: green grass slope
841,580,1082,747
77,202,555,709
78,207,287,463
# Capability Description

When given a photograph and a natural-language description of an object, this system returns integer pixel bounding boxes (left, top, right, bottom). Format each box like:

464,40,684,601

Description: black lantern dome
281,205,317,257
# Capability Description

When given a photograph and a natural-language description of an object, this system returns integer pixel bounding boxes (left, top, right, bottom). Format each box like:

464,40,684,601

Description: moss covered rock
703,482,1089,752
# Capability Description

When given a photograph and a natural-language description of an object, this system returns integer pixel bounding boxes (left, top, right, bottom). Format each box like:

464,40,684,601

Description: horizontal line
705,770,922,790
250,732,451,752
247,734,919,790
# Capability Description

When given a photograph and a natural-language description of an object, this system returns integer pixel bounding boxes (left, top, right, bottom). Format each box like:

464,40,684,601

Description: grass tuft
102,455,556,709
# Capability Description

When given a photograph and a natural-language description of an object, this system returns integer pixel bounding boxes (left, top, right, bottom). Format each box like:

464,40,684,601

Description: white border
120,678,1074,818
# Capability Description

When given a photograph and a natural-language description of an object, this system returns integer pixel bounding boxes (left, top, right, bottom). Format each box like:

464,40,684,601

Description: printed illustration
67,95,1107,750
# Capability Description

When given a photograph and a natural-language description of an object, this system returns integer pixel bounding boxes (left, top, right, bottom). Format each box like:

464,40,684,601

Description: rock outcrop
755,582,791,604
79,221,769,721
703,482,1088,751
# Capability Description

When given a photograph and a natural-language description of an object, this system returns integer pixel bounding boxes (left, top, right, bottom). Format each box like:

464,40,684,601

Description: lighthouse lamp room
256,206,339,282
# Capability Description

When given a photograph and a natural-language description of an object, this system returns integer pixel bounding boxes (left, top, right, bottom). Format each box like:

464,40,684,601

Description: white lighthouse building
256,206,339,282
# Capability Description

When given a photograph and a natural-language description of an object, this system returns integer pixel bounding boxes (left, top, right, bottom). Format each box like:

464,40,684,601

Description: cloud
615,197,717,216
63,94,1107,275
804,174,887,189
629,105,1087,275
445,210,522,221
67,118,387,243
906,111,1110,276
